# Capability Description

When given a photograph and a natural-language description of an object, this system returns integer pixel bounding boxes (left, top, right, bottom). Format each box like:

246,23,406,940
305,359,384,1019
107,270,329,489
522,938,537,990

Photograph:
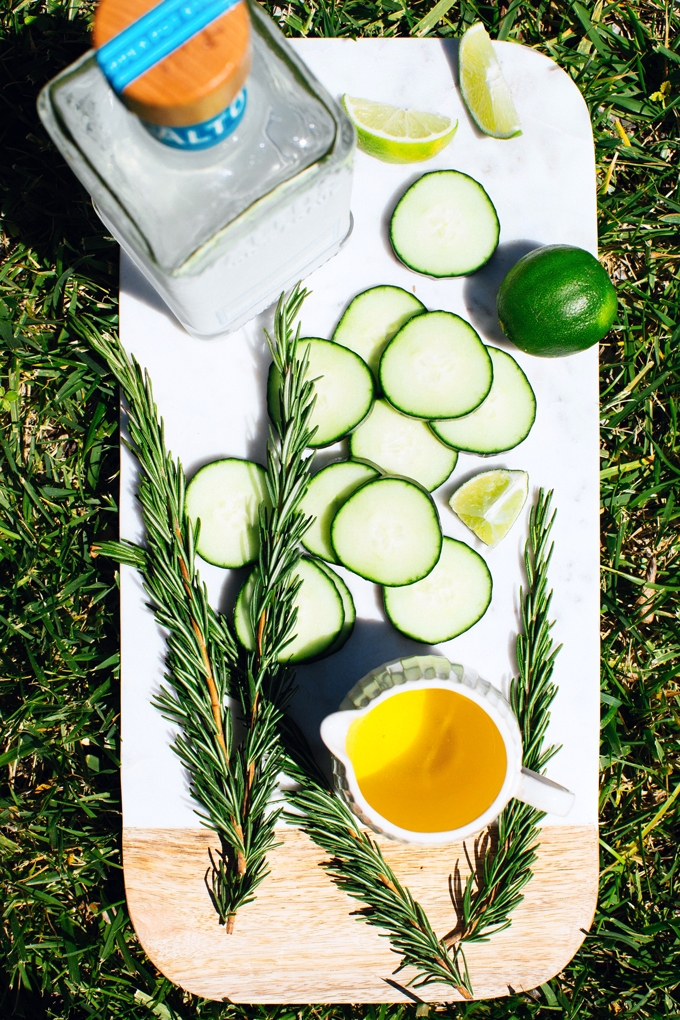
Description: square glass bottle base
96,190,353,340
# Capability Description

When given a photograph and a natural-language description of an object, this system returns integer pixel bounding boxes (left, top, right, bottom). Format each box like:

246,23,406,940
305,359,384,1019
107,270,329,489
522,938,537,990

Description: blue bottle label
143,89,247,150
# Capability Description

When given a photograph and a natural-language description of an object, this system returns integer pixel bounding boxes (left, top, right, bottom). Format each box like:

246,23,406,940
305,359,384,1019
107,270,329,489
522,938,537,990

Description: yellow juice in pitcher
346,687,507,832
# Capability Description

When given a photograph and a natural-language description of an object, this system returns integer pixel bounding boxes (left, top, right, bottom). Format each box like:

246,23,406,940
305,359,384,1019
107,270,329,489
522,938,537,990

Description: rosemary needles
85,284,317,932
444,489,560,991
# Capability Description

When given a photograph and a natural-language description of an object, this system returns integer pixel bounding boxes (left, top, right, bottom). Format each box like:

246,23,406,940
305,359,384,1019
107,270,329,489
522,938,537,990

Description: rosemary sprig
87,328,263,930
286,489,560,999
86,330,250,928
207,284,320,920
284,749,473,997
444,489,560,988
84,285,316,932
245,283,317,703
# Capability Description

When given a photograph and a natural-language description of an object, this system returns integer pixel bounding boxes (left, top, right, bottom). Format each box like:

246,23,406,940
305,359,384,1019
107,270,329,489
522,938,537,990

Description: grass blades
1,0,679,1016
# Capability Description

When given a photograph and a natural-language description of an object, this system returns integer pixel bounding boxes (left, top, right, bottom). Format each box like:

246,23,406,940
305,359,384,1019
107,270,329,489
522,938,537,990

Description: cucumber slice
350,399,457,491
185,458,270,569
301,460,380,562
333,285,425,379
430,347,536,454
331,476,442,586
268,338,374,448
383,537,492,643
313,559,356,654
390,170,500,277
234,557,344,663
380,311,493,420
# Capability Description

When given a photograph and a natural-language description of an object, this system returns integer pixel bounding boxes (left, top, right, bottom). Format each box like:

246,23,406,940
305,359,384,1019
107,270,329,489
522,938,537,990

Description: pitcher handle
515,767,575,817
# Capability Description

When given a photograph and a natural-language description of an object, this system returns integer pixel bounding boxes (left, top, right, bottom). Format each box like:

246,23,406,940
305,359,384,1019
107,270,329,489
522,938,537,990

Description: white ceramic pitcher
320,655,574,845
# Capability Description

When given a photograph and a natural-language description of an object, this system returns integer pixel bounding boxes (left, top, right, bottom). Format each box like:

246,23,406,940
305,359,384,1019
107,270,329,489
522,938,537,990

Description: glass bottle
37,0,354,339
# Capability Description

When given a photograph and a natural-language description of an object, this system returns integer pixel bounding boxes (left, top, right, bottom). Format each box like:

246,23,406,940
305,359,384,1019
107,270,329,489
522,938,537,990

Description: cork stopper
93,0,251,127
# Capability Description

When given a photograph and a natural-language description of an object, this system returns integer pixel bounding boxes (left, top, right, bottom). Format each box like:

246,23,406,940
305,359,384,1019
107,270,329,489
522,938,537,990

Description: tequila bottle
37,0,354,338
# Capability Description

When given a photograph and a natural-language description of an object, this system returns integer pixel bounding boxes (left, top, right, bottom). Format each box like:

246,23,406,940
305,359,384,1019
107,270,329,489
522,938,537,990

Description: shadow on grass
0,973,49,1019
0,8,117,281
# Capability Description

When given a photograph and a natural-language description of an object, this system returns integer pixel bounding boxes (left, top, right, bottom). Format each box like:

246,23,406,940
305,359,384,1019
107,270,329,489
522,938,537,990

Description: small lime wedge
342,95,458,163
449,469,528,547
458,23,522,139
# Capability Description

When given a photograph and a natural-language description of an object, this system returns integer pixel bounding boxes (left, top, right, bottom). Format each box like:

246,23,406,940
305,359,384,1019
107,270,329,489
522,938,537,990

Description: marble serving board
119,39,599,1002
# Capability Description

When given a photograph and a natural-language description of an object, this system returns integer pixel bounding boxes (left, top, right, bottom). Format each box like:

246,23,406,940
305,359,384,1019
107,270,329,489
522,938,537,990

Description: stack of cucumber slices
234,557,355,662
184,170,537,662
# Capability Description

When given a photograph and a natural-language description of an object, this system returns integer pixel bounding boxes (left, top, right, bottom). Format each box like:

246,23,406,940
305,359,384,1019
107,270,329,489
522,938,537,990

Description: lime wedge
458,23,522,139
342,95,458,164
449,469,528,547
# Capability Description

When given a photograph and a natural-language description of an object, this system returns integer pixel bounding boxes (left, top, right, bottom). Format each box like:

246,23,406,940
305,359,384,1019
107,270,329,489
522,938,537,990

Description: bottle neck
94,0,251,150
142,86,247,150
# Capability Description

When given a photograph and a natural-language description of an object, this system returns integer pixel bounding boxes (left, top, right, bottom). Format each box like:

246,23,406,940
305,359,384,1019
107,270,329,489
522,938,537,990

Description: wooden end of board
123,823,598,1002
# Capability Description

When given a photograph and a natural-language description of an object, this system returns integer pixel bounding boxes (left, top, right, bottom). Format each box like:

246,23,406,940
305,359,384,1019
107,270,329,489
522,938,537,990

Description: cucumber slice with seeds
350,399,457,491
430,346,536,454
301,459,380,562
383,536,492,643
185,458,270,569
331,476,442,587
380,311,493,420
268,338,374,448
390,170,500,277
234,557,344,663
333,285,425,379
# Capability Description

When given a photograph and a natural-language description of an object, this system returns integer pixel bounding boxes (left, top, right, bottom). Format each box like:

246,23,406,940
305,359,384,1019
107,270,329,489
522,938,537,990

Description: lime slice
449,469,528,547
458,23,522,139
342,95,458,164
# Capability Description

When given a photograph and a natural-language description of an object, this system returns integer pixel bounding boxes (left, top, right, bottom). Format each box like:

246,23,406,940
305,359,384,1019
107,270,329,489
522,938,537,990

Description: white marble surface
119,39,600,831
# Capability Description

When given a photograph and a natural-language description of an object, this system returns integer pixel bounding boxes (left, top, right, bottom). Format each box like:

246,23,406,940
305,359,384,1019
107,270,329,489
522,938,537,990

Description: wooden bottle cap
93,0,251,127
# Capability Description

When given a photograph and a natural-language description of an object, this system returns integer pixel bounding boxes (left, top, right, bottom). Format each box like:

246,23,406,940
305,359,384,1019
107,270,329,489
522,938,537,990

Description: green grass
1,0,678,1017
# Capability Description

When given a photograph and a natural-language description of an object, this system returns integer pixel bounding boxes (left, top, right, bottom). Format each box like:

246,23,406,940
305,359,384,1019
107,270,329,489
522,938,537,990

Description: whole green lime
497,245,617,357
